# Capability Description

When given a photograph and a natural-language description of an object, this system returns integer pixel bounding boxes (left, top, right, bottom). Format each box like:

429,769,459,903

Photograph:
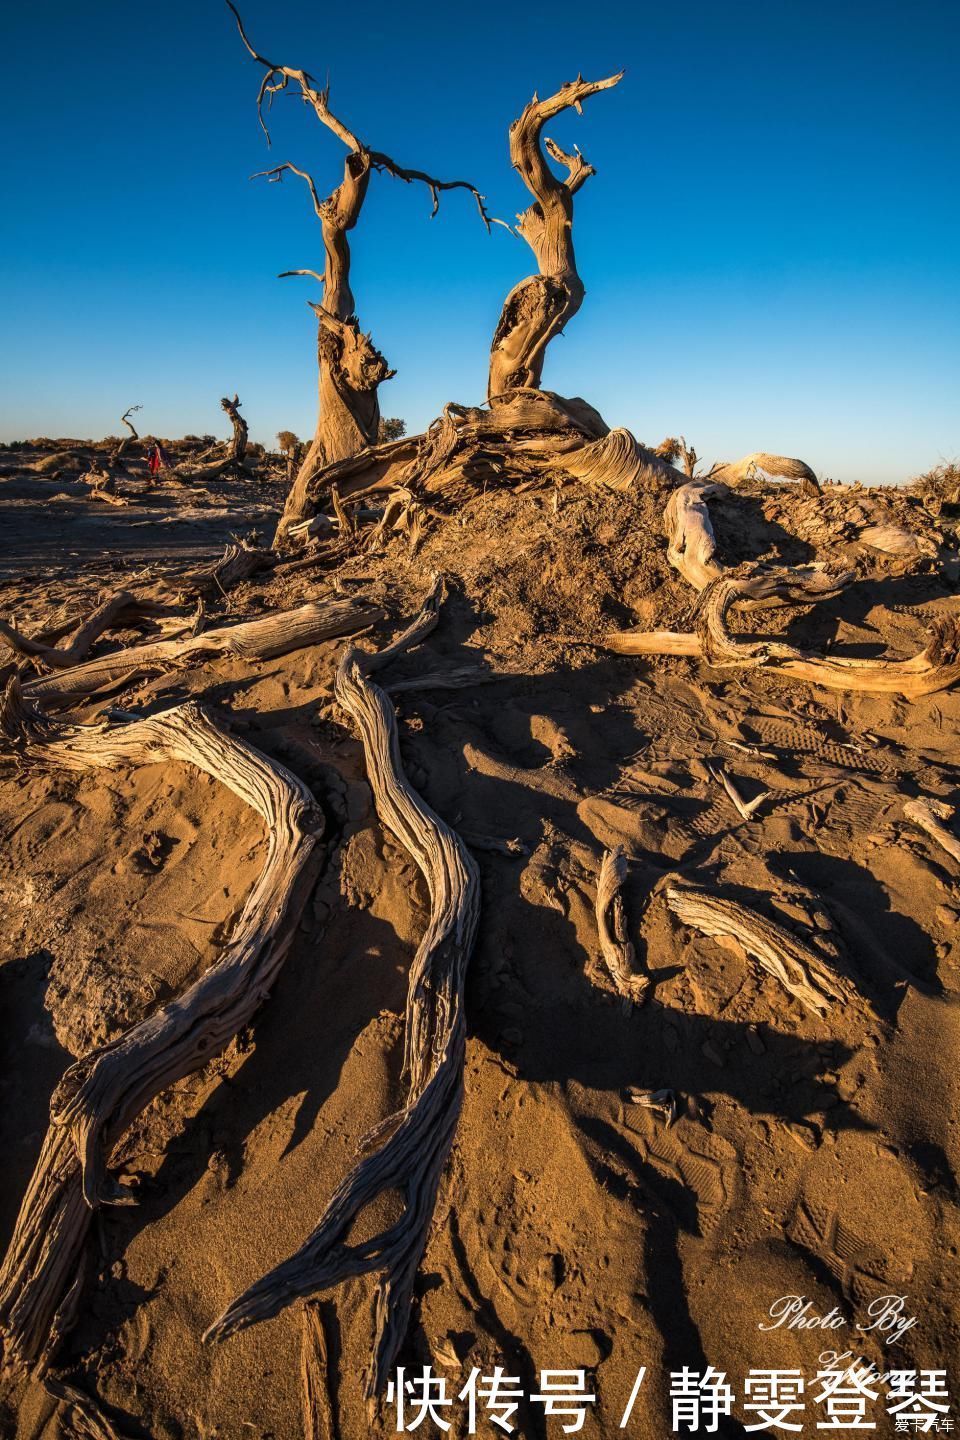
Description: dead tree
226,3,492,544
174,394,251,482
487,73,623,400
111,405,142,467
222,393,249,464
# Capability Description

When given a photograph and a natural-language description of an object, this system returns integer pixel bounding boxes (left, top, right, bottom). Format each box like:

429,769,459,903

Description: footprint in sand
786,1131,926,1307
620,1105,738,1234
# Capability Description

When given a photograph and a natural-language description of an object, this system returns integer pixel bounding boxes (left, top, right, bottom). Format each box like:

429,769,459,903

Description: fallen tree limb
0,593,175,671
596,847,650,1005
607,583,960,697
205,578,481,1408
22,597,381,707
0,687,325,1372
666,885,858,1018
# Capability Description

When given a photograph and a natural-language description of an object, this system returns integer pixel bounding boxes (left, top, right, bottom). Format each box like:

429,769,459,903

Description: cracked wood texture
665,886,859,1019
205,581,481,1408
488,73,622,400
21,596,381,707
0,692,324,1372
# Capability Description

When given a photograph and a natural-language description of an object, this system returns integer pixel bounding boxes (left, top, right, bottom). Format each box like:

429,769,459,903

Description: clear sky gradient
2,0,957,482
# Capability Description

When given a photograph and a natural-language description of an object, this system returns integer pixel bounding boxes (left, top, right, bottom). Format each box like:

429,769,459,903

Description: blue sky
2,0,957,482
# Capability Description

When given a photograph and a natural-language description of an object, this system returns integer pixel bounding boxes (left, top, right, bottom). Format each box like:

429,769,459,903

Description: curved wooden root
596,848,650,1005
548,427,686,492
710,452,819,487
0,690,324,1373
665,886,855,1018
205,580,481,1407
608,578,960,697
904,796,960,865
22,597,381,708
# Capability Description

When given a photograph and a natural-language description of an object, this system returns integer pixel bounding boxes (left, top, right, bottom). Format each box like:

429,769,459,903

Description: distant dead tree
226,2,493,543
173,394,250,481
111,405,142,466
488,72,623,400
222,393,249,465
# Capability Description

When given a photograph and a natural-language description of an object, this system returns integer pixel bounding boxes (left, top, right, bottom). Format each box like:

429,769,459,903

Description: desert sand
1,429,959,1438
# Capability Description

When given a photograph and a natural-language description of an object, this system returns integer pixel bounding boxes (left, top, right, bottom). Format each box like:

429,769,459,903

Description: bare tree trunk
487,73,622,400
225,6,492,547
111,405,142,468
222,393,249,465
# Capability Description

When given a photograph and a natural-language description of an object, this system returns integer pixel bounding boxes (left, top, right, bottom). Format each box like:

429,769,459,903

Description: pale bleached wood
0,688,324,1373
596,847,650,1005
903,796,960,865
22,596,381,707
666,885,856,1018
607,574,960,698
205,580,481,1407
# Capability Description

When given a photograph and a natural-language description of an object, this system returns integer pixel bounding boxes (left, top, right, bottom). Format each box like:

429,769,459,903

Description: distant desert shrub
378,416,407,442
911,459,960,506
276,429,300,455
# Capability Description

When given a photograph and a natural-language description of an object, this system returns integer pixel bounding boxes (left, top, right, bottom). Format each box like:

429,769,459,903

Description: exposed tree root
709,452,819,487
205,579,481,1409
604,475,960,697
664,481,727,590
595,847,650,1005
608,584,960,697
0,687,325,1373
665,885,858,1018
22,596,381,707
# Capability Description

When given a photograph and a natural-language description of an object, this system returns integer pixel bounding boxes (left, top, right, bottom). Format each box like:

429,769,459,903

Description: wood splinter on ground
204,578,481,1413
596,846,651,1006
903,796,960,865
665,885,858,1018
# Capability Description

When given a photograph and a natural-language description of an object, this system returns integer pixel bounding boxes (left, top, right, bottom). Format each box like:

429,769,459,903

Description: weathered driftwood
0,688,325,1372
0,593,174,670
206,580,481,1407
300,1305,336,1440
22,597,381,707
609,578,960,697
595,847,650,1005
666,886,855,1018
488,74,622,398
707,760,769,822
709,452,819,487
903,796,960,865
665,481,727,590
